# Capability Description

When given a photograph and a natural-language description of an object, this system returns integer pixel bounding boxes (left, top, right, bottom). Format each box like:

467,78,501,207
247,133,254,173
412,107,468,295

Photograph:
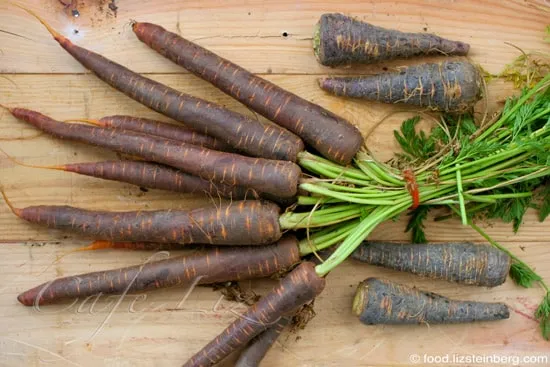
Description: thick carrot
18,6,303,162
353,278,510,325
7,107,301,198
17,235,300,306
74,115,233,152
352,242,511,287
234,316,290,367
314,13,470,67
183,261,325,367
318,61,482,113
131,22,363,165
1,190,282,245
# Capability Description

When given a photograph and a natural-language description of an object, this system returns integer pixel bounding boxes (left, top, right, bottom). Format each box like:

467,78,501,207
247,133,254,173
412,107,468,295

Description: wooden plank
0,0,547,74
1,241,548,366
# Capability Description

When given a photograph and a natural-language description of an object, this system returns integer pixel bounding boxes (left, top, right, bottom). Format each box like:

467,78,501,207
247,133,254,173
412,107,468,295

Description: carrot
17,5,303,162
234,316,290,367
1,189,282,245
6,107,301,198
2,152,254,199
353,278,510,325
314,13,470,67
183,261,325,367
71,115,233,152
17,235,301,306
131,22,363,165
318,60,482,113
351,242,511,287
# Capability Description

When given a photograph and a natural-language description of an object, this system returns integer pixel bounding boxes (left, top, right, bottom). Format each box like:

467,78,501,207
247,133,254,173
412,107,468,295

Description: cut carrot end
0,187,22,217
12,2,65,41
352,281,367,316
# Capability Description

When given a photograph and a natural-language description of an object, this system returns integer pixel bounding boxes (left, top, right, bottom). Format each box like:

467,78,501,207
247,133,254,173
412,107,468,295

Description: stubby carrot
318,61,482,113
17,6,303,162
352,242,511,287
1,189,282,245
353,278,510,325
75,115,233,152
131,21,363,165
183,262,326,367
17,235,300,306
235,316,290,367
314,13,470,67
6,107,301,198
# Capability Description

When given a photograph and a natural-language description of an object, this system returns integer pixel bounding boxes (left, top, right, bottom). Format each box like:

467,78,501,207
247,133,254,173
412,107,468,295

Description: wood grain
0,241,548,366
0,0,549,366
0,0,548,74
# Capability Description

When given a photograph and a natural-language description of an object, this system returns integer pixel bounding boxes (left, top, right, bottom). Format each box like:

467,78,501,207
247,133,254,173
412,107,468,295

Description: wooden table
1,1,549,366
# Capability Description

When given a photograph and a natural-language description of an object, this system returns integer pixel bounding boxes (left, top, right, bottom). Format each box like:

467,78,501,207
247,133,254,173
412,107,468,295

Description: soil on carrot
211,282,261,306
289,300,317,332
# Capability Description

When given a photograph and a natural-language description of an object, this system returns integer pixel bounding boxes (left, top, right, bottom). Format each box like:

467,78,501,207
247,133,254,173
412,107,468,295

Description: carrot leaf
535,291,550,340
405,205,430,244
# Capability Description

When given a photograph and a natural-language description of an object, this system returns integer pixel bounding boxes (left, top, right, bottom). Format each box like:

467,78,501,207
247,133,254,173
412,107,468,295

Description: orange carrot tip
63,118,105,127
0,187,22,217
0,146,65,171
0,103,13,112
10,2,64,41
75,240,116,252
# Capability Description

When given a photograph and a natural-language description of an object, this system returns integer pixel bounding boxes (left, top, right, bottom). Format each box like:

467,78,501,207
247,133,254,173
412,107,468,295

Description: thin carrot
1,189,282,245
183,261,325,367
352,242,511,287
353,278,510,324
17,235,301,306
318,61,482,113
1,151,254,199
6,107,301,198
314,13,470,66
15,5,304,162
131,21,363,165
71,115,233,152
235,316,290,367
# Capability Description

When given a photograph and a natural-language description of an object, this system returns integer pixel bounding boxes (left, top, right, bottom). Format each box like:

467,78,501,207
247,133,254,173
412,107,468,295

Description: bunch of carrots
2,6,549,366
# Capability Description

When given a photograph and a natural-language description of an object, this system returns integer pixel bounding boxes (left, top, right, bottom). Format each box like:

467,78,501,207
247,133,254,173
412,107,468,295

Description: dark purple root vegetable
352,242,511,287
17,235,301,306
19,6,303,162
2,190,282,245
8,107,301,198
95,115,234,152
318,61,482,113
235,316,290,367
131,21,363,165
314,13,470,67
353,278,510,325
183,262,325,367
